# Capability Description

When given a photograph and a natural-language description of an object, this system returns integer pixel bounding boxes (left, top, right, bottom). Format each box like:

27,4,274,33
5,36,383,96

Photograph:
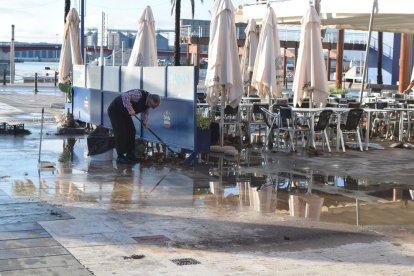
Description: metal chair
223,105,243,147
277,106,311,151
337,108,364,152
313,109,333,152
249,103,269,144
259,107,279,149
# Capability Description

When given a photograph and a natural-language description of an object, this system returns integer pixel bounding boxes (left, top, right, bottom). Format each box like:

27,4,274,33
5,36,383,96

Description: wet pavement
1,90,414,275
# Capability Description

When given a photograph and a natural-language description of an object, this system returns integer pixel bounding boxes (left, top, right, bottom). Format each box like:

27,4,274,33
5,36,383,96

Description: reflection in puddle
2,137,414,228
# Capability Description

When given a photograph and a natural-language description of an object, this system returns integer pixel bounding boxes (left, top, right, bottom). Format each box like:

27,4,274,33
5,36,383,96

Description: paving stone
0,254,83,271
0,222,43,232
0,246,69,260
0,266,91,276
0,229,50,241
0,237,60,250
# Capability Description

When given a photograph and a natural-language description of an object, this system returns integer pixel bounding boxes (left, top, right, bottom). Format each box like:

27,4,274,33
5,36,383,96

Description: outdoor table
291,107,325,149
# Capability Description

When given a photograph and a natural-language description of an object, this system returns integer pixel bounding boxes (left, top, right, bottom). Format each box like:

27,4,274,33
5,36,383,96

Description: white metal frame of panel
167,66,195,100
142,67,166,97
121,66,142,92
72,64,86,88
86,65,102,90
103,66,120,92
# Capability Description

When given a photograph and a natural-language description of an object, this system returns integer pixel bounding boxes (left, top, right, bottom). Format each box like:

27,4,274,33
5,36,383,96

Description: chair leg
356,128,363,151
289,131,295,151
238,122,243,149
339,130,346,152
301,133,305,147
321,132,325,150
324,130,331,152
276,129,281,151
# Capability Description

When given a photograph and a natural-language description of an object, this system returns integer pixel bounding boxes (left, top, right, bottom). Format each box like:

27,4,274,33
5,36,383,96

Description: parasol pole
359,0,377,103
220,85,225,146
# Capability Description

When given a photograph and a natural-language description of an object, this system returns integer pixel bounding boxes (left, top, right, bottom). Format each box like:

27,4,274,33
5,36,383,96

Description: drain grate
132,235,170,243
171,258,201,266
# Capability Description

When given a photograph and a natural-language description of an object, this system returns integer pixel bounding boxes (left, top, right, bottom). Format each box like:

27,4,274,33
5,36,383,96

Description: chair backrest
364,102,376,109
279,106,293,127
271,104,288,113
348,102,361,108
326,102,339,108
344,108,364,131
252,103,269,114
252,103,269,122
275,98,288,106
394,93,405,100
224,105,238,116
243,95,260,104
314,109,333,131
376,102,388,109
298,102,310,108
259,107,277,128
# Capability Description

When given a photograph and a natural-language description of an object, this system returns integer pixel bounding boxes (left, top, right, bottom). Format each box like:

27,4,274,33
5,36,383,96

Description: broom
38,108,55,169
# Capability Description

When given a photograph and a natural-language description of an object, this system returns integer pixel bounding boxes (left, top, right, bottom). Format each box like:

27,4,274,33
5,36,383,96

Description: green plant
329,88,348,94
59,82,72,102
196,114,211,130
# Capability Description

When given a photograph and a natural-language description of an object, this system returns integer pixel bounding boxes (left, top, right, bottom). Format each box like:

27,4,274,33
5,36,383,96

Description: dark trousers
108,96,135,156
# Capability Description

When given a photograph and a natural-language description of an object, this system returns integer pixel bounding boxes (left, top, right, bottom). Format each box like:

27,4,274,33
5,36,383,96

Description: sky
0,0,247,43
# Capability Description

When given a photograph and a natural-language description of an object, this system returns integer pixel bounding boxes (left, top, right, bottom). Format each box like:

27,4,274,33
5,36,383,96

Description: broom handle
38,108,44,163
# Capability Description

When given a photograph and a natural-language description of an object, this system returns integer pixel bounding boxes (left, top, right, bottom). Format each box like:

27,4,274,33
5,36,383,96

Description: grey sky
0,0,247,43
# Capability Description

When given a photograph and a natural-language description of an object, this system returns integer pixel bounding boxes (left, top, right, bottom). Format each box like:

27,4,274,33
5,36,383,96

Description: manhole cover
171,258,201,266
132,235,170,243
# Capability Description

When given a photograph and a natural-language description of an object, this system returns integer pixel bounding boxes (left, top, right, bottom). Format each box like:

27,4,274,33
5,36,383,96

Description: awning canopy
238,0,414,33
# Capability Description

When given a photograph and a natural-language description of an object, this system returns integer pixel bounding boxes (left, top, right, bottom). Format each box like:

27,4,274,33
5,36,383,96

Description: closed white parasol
59,8,83,84
205,0,243,146
292,6,329,107
128,6,158,67
251,7,283,100
240,19,259,95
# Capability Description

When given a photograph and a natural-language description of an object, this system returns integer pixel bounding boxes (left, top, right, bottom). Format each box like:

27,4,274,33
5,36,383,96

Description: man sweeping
108,89,160,164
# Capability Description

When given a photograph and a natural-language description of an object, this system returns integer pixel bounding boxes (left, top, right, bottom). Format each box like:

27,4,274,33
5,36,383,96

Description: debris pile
56,109,85,135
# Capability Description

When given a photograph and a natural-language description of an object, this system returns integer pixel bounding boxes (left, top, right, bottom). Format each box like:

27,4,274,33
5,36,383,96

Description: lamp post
10,25,15,84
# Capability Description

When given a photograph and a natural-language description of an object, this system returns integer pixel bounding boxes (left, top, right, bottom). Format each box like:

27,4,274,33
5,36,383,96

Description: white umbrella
128,6,157,67
293,6,329,107
251,7,283,100
240,19,259,95
58,8,83,84
205,0,243,146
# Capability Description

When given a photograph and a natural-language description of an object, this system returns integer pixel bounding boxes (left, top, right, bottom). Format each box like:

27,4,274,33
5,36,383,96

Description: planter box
196,128,211,153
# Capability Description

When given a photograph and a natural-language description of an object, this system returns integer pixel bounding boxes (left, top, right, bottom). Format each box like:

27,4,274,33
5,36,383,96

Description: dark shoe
126,153,140,162
117,156,135,164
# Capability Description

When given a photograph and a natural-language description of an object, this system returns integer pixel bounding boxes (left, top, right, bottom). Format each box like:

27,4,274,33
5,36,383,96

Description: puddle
0,134,414,227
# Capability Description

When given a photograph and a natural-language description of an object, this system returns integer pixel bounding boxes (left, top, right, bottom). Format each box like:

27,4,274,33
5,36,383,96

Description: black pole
54,71,58,87
34,73,38,93
64,0,70,23
2,69,6,85
377,31,383,85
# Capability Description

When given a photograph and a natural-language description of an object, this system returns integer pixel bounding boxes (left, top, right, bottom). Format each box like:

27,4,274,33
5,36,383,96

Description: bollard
2,69,6,85
54,71,57,87
34,73,39,93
